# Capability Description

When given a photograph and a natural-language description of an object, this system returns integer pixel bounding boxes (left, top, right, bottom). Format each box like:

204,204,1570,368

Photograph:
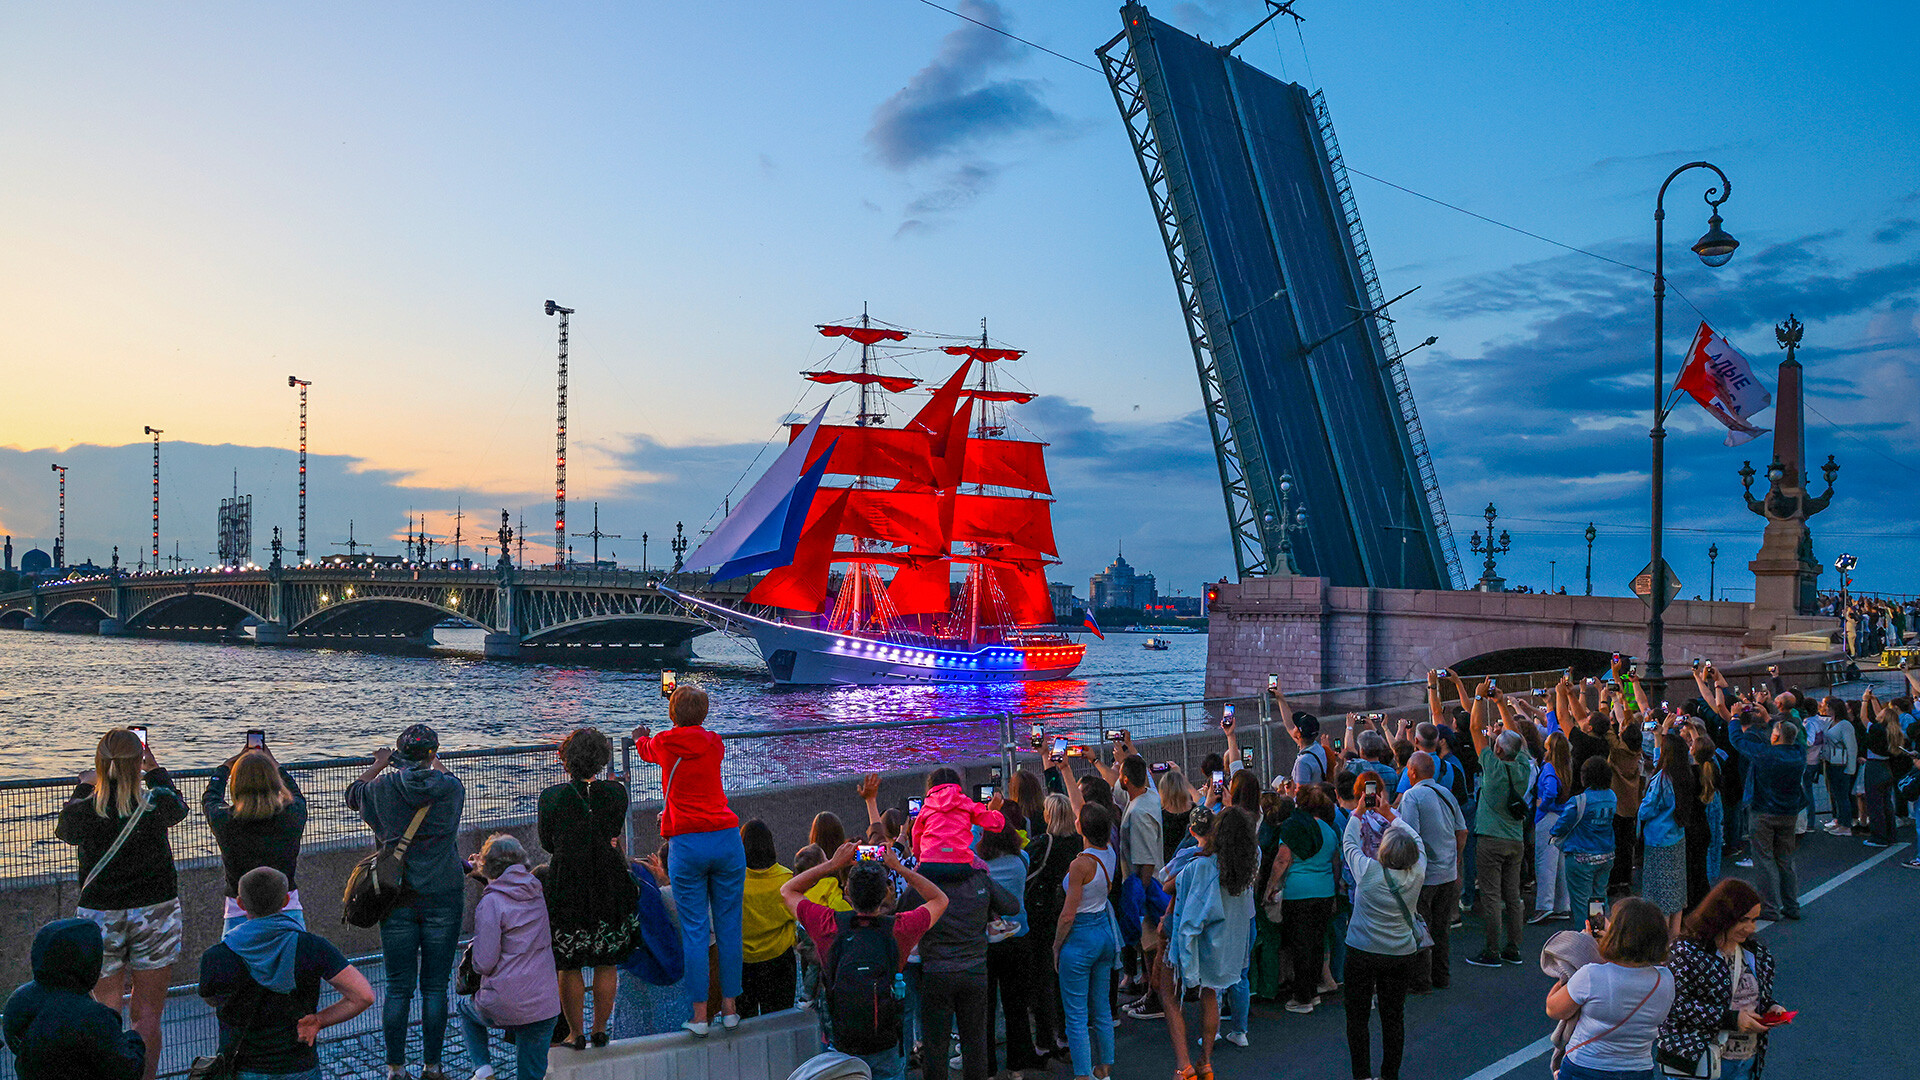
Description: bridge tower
545,300,575,569
484,508,522,658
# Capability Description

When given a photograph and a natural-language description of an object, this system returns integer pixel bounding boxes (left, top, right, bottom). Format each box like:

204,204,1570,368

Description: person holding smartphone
1657,879,1788,1079
56,728,189,1080
204,733,309,934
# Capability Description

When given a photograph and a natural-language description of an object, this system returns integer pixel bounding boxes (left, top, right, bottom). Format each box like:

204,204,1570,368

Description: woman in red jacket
633,685,742,1037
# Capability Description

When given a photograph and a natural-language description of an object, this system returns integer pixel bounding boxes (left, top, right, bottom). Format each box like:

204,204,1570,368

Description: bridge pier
482,633,522,659
21,618,44,631
96,619,125,636
253,622,289,645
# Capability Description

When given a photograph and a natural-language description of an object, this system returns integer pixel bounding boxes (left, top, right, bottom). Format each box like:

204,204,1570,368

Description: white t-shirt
1565,962,1675,1072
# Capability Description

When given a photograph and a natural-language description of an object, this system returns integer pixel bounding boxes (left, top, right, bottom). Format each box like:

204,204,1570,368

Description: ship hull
665,589,1085,686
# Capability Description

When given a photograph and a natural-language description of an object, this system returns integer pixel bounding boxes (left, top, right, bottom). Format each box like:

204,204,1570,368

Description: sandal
1175,1066,1198,1080
1197,1065,1215,1080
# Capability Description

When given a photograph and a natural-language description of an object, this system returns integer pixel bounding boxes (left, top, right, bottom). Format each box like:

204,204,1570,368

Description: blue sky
2,1,1916,599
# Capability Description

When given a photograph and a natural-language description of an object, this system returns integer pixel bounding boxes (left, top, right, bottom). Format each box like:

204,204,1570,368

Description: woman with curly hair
1656,879,1790,1080
538,727,640,1048
1161,806,1258,1080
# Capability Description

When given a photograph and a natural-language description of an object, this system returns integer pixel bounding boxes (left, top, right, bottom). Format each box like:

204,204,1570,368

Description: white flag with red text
1674,322,1772,446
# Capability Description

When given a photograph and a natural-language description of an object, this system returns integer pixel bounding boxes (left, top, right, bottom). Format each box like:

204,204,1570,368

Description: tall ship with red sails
667,316,1086,685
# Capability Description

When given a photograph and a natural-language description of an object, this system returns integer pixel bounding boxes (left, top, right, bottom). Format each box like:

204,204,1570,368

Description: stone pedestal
96,619,125,636
252,622,289,645
1748,518,1820,616
482,633,521,658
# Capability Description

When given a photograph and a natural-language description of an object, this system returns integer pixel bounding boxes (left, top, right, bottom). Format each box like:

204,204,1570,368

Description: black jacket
3,919,146,1080
909,863,1018,974
56,770,189,910
205,766,308,897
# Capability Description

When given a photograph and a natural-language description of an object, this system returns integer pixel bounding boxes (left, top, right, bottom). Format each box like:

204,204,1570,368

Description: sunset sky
3,1,1917,597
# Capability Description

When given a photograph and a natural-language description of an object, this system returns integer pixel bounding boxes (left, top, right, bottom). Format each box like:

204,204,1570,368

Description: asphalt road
1051,822,1916,1080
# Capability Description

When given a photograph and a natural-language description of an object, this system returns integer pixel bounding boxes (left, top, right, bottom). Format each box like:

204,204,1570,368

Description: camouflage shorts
77,897,183,974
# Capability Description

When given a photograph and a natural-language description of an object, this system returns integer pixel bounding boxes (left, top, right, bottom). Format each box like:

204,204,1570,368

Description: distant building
19,548,52,575
1089,549,1157,611
1143,596,1202,618
1048,581,1084,621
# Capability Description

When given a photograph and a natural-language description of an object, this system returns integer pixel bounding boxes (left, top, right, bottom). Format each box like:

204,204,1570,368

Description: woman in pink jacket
459,834,563,1080
914,767,1006,868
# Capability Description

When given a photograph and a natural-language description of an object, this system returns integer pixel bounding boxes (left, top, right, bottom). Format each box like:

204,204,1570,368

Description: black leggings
1282,896,1335,1005
919,968,991,1080
1344,948,1417,1080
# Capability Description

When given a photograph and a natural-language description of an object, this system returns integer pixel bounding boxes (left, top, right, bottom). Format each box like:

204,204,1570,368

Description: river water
0,626,1206,780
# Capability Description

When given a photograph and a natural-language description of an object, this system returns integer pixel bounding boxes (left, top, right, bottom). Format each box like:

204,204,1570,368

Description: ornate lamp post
1647,162,1739,695
1263,473,1309,575
1584,522,1597,596
1708,542,1719,601
1469,502,1511,592
670,522,688,574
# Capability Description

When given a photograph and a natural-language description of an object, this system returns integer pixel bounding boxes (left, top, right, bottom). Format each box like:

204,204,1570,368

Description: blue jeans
1720,1056,1757,1079
669,826,747,1006
379,889,464,1066
1563,854,1613,922
1704,799,1724,883
1057,911,1116,1078
1556,1060,1657,1080
459,996,558,1080
860,1044,905,1080
239,1072,319,1080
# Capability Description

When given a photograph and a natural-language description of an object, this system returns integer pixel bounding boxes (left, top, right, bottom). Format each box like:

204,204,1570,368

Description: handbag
1261,881,1285,925
341,803,432,928
456,944,481,996
80,787,152,900
188,985,264,1080
1382,869,1432,949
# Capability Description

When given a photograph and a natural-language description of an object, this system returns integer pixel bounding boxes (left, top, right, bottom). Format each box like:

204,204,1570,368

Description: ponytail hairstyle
92,729,146,818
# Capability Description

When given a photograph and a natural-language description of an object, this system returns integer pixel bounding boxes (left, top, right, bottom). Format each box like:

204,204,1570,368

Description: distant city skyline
3,1,1916,595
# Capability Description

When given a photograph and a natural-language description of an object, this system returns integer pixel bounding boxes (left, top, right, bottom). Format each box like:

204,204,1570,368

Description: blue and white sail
680,405,836,582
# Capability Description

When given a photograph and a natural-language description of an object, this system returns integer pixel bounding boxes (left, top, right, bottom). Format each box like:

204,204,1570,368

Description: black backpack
824,911,901,1055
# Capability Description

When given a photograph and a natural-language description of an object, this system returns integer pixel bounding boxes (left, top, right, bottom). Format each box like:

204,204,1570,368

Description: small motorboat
1143,637,1171,651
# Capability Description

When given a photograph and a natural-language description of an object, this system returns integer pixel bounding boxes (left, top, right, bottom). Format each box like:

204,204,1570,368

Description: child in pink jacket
912,767,1005,868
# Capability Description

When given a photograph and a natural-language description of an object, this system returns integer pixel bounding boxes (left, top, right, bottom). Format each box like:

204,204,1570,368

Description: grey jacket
346,763,467,898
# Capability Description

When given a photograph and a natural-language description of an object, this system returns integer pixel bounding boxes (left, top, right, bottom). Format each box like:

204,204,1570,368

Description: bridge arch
1401,623,1648,681
291,595,481,638
0,609,30,629
126,592,268,631
42,599,112,627
520,612,714,649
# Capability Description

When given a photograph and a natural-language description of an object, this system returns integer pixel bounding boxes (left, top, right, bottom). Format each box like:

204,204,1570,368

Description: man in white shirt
1396,752,1467,992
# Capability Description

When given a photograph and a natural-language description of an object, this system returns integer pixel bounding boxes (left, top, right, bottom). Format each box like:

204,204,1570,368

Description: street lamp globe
1692,211,1739,267
1295,510,1307,527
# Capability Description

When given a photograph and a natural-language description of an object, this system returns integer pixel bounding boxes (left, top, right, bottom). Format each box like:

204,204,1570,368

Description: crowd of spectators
7,663,1915,1080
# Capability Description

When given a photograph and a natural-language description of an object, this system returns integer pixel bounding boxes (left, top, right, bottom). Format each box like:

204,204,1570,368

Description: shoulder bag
341,803,432,928
1382,868,1432,949
1548,793,1588,851
79,787,153,901
189,984,265,1080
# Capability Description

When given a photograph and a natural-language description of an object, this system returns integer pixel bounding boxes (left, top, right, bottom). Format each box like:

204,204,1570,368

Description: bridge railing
0,677,1429,883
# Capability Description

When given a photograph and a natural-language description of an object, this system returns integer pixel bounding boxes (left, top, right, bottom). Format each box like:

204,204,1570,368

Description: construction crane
143,426,163,567
545,300,575,569
288,376,311,561
49,464,66,568
582,502,622,567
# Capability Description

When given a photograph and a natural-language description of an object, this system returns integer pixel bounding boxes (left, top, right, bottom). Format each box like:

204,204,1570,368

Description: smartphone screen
245,730,266,750
1151,761,1171,773
1267,673,1278,690
661,671,677,697
906,796,924,816
1051,737,1068,756
974,784,995,803
1241,747,1255,768
856,845,885,862
130,725,148,746
1210,770,1224,785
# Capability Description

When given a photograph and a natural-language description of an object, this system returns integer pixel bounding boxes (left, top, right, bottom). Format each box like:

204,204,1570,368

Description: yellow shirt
803,874,852,913
742,864,797,963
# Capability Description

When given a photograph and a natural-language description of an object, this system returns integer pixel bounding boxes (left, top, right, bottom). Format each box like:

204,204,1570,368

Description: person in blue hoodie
346,724,466,1080
3,919,146,1080
1550,757,1619,927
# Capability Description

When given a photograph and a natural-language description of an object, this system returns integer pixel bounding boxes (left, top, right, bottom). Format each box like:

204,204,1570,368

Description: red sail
746,489,849,612
908,359,975,437
934,397,973,490
964,438,1050,494
942,345,1025,363
819,324,909,345
789,424,938,487
952,494,1057,555
814,487,947,551
887,559,955,615
985,561,1055,626
803,371,921,393
959,389,1036,404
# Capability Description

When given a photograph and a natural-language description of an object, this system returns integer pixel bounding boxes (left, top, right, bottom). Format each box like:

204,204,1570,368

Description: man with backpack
782,842,948,1080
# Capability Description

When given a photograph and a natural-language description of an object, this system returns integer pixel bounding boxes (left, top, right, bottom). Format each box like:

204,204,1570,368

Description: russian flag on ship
1082,610,1105,640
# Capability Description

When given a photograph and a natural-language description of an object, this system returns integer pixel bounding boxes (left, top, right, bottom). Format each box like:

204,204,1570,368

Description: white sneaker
1225,1031,1249,1047
469,1068,495,1080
